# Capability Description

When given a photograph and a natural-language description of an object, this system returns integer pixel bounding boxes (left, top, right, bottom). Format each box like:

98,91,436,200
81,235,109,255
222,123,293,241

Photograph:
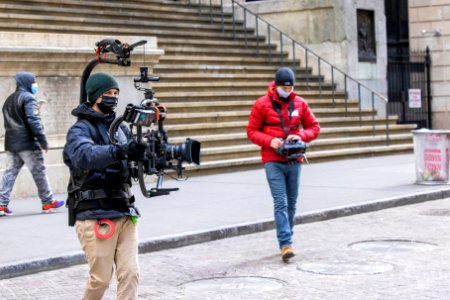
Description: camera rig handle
79,38,147,104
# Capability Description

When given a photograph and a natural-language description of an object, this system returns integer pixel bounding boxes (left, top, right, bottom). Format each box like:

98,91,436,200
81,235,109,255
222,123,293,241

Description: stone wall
409,0,450,129
0,32,164,149
233,0,388,114
0,32,164,197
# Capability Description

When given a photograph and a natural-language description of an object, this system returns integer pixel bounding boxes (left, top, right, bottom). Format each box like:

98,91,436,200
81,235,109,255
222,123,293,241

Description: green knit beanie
85,72,120,102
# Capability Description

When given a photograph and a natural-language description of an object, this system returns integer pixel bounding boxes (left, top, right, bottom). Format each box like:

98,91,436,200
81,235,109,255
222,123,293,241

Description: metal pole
280,32,283,66
232,1,236,40
331,67,335,107
358,83,362,126
386,109,390,145
292,40,296,74
343,75,348,116
318,58,322,98
267,24,271,64
425,46,432,129
372,92,375,136
305,50,309,90
255,16,259,56
220,0,224,32
244,9,247,48
209,0,212,24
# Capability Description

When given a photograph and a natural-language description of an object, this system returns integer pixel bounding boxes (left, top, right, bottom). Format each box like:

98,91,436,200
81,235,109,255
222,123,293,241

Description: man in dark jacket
0,72,63,216
63,72,146,300
247,67,320,262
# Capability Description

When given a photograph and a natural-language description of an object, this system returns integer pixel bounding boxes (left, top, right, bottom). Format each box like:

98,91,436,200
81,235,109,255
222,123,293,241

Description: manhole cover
298,259,394,275
181,276,286,295
349,239,438,253
420,209,450,216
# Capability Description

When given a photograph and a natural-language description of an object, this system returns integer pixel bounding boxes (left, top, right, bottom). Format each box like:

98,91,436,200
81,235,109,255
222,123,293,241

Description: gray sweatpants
0,150,54,206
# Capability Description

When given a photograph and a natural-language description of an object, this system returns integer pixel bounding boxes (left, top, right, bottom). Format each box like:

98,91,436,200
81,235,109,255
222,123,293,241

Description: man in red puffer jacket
247,67,320,262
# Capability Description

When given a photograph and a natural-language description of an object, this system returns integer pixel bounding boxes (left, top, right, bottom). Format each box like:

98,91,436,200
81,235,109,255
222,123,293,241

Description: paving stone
1,198,450,299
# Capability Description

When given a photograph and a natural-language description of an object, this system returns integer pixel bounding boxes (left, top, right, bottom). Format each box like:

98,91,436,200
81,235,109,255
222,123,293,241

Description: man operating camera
247,67,320,262
63,72,146,299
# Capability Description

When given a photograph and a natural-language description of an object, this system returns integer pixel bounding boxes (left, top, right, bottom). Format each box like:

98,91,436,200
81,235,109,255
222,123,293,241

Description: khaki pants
76,217,139,300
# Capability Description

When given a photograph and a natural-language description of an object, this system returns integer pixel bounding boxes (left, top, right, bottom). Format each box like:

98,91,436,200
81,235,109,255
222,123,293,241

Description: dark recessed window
357,9,377,62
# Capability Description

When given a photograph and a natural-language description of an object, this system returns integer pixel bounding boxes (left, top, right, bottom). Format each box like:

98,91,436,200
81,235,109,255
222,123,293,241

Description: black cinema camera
276,139,307,161
79,38,200,198
109,67,201,197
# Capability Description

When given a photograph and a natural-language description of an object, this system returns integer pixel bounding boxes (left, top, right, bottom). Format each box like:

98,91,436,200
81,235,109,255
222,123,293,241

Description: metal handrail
186,0,390,145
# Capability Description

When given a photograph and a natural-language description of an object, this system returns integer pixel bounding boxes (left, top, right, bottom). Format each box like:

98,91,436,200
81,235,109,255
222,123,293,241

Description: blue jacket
2,72,48,151
63,103,138,220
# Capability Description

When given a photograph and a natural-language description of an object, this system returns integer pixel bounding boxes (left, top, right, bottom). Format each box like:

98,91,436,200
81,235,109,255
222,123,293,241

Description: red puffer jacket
247,81,320,163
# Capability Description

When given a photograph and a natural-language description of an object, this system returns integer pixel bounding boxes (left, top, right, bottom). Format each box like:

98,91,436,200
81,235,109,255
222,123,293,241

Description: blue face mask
276,87,293,99
31,83,39,95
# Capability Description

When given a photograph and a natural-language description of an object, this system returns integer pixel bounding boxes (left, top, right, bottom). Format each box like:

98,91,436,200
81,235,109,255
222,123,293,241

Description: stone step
158,55,300,66
152,81,332,94
32,122,412,151
164,121,412,138
198,134,413,162
180,143,414,176
163,99,358,113
0,16,263,42
157,37,278,51
319,124,416,138
153,64,313,75
0,2,235,26
164,104,370,119
163,109,375,125
156,90,344,101
162,45,289,58
148,72,317,82
318,116,401,127
0,11,249,35
167,121,406,147
0,0,229,19
165,121,415,145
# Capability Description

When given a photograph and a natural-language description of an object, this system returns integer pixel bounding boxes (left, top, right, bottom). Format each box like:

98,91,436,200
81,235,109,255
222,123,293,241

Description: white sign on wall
408,89,422,108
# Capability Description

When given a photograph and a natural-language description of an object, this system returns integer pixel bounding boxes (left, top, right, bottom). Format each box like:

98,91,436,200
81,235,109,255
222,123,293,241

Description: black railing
186,0,391,144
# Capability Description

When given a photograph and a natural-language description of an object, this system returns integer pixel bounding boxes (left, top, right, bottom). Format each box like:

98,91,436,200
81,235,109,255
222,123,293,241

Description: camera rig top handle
79,38,148,104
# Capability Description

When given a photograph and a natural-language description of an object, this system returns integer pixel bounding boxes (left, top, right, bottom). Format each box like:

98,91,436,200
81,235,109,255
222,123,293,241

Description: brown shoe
281,245,295,262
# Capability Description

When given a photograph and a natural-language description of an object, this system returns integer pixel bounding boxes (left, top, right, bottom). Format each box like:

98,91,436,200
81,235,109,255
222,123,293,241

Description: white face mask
276,87,293,99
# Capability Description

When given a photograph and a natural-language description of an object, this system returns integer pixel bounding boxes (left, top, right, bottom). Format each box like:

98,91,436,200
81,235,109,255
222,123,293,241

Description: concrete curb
1,188,449,280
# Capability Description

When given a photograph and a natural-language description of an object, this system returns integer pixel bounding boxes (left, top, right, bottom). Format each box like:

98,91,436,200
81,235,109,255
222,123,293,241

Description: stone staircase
0,0,416,179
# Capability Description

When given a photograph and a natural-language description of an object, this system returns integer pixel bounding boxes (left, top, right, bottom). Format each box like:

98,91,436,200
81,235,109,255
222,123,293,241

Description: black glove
115,141,147,161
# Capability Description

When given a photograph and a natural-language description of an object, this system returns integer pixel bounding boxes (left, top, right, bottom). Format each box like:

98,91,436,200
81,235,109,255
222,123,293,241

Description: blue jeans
265,162,301,248
0,150,54,206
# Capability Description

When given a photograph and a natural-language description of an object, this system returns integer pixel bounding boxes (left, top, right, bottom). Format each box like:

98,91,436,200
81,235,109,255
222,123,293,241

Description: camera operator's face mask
276,86,293,100
98,95,119,115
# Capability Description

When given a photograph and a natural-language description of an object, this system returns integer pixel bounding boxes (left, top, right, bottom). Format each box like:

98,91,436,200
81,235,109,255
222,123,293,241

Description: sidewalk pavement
1,190,450,299
1,153,450,279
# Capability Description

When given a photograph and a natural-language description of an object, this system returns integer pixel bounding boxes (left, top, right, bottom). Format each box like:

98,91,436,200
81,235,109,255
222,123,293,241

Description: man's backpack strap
78,119,102,144
67,119,101,226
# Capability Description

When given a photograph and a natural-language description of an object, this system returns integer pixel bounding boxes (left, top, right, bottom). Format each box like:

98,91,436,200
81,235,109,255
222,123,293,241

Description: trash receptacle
412,129,450,184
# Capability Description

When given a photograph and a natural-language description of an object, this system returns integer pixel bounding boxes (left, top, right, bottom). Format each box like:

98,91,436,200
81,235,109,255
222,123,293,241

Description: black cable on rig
108,116,124,144
79,59,99,104
135,125,150,198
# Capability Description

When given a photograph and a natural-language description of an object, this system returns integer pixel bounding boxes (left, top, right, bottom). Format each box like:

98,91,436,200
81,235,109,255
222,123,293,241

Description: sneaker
281,245,295,262
0,206,13,217
42,200,65,213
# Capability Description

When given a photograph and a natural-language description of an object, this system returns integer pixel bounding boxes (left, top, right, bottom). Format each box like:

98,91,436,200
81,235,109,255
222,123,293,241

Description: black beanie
86,72,120,102
275,67,295,86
